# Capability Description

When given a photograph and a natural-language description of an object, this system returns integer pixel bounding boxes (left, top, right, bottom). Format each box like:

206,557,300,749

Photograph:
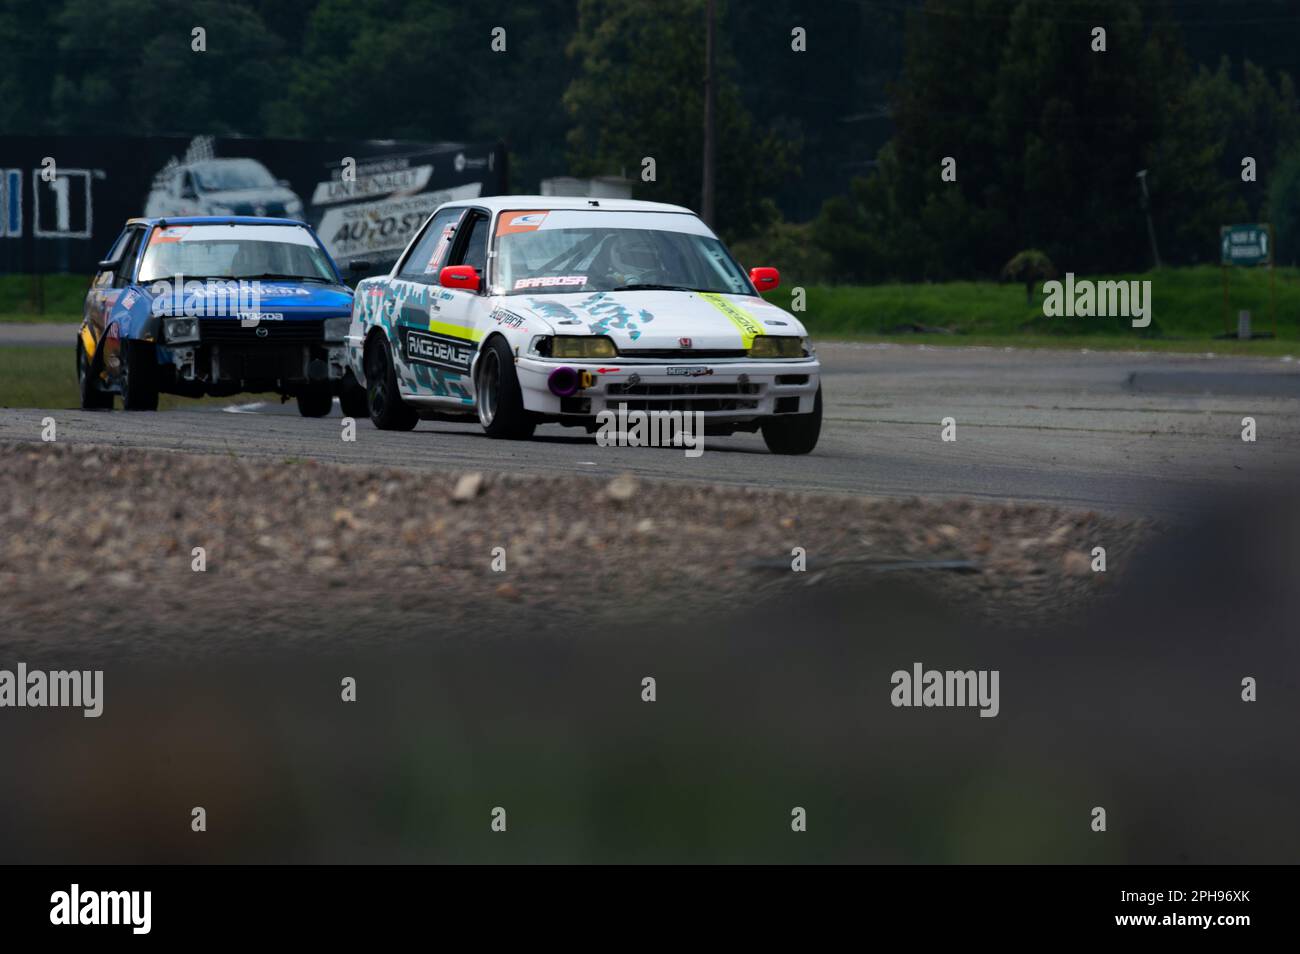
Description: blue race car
77,216,368,417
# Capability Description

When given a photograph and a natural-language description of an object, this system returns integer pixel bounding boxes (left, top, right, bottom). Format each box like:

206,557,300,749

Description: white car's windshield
138,224,335,282
494,222,752,296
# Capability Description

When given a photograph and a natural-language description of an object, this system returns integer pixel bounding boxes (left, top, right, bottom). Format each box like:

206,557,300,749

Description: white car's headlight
527,334,620,359
164,316,200,343
748,335,804,358
323,316,350,342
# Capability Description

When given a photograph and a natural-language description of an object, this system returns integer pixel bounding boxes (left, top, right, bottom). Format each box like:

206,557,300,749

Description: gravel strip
0,443,1154,659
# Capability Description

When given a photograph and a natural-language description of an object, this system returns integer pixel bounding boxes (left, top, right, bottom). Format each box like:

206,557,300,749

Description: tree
1269,149,1300,267
1001,250,1056,305
268,0,578,190
49,0,283,136
563,0,796,241
811,0,1289,280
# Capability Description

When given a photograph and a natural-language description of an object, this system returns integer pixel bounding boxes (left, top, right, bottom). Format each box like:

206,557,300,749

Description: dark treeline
0,0,1294,278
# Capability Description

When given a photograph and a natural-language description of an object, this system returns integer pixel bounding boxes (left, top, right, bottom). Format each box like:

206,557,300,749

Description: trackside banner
0,135,507,275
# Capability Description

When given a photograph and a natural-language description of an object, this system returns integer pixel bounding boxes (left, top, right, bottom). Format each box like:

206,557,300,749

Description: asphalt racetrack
3,339,1298,518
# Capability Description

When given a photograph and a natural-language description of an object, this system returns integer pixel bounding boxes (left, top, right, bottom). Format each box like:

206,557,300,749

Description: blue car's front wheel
121,340,160,411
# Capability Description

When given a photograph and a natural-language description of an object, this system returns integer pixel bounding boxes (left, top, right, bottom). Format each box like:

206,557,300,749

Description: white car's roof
442,195,698,215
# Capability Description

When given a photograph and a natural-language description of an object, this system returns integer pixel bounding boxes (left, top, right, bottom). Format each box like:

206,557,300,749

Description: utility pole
1136,169,1161,269
701,0,716,228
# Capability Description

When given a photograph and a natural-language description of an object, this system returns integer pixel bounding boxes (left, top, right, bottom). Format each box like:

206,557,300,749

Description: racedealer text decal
403,327,473,374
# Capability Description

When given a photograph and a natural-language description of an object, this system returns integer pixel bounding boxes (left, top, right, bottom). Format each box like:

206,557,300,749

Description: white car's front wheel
761,385,822,455
476,337,536,440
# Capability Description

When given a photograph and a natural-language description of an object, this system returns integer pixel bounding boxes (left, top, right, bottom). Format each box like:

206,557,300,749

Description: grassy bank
0,345,240,410
3,267,1298,357
764,265,1299,349
0,274,87,323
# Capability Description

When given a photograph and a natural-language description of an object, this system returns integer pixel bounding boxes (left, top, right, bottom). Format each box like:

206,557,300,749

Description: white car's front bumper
515,356,821,421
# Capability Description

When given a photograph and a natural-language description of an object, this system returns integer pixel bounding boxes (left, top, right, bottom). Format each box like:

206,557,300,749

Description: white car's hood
500,289,806,350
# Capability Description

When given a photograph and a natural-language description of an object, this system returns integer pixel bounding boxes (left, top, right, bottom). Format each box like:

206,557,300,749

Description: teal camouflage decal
359,278,471,403
578,292,654,341
526,294,655,341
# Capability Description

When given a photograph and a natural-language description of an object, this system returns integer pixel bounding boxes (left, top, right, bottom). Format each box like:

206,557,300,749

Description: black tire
761,385,822,455
338,370,369,419
296,383,335,418
76,336,113,410
120,339,160,411
364,335,418,431
475,336,536,439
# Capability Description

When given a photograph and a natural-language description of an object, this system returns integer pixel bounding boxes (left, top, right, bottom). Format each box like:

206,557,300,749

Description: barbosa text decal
0,663,103,717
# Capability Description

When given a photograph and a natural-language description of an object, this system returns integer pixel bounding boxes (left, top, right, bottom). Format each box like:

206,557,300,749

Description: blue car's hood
140,279,352,319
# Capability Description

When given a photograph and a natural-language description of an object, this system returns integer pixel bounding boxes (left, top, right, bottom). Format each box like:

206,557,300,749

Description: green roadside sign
1220,224,1272,266
1219,223,1275,337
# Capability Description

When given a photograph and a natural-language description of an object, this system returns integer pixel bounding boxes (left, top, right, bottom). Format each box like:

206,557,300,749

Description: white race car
345,196,822,454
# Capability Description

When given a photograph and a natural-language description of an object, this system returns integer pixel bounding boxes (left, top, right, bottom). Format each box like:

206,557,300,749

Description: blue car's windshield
137,224,335,283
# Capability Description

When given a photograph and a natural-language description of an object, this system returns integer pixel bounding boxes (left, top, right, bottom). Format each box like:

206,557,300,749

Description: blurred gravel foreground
1,444,1297,862
0,443,1149,658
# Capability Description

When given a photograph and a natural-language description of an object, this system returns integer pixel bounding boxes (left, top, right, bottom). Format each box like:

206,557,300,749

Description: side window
451,213,489,281
397,208,464,283
94,229,130,286
113,229,144,288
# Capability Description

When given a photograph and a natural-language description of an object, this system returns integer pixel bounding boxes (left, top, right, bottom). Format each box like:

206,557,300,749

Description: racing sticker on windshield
513,275,586,290
497,211,548,235
698,293,764,348
422,225,456,274
150,226,191,245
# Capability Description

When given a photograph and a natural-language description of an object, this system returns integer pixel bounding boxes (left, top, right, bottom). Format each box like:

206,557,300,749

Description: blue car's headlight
164,316,200,343
323,316,350,342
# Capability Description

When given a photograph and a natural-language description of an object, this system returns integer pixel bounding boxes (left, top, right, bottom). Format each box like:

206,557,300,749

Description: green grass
0,346,76,408
820,331,1297,356
765,265,1299,350
0,345,244,410
5,266,1298,357
0,274,87,323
